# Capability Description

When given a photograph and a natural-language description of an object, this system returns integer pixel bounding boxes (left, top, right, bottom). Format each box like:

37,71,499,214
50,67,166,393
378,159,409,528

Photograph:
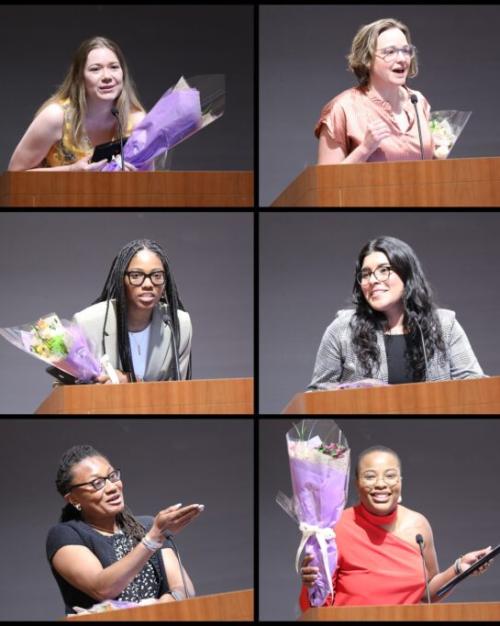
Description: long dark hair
55,444,146,543
350,236,446,381
94,239,190,382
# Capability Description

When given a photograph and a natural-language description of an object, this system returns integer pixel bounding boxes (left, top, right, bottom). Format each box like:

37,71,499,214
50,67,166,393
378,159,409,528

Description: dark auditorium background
260,211,500,414
260,4,500,205
1,4,253,172
0,212,253,413
259,418,500,620
0,418,253,620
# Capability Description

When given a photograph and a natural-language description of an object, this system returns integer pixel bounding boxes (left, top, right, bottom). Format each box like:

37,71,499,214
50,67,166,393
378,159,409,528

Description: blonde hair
347,18,418,89
37,36,145,148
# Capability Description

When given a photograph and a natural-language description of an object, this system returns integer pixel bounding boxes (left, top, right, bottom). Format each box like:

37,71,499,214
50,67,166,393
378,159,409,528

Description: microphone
162,310,181,380
111,107,125,171
415,534,431,604
408,311,429,380
164,533,191,600
410,94,424,160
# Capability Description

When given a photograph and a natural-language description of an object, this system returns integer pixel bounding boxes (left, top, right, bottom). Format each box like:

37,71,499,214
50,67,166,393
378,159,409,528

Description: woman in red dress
300,446,492,607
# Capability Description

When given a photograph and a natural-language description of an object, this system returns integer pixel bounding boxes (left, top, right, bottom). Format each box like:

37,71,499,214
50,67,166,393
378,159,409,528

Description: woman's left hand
460,546,493,575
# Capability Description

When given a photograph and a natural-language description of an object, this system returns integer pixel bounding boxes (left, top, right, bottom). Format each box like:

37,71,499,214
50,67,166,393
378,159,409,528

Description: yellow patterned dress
42,99,135,167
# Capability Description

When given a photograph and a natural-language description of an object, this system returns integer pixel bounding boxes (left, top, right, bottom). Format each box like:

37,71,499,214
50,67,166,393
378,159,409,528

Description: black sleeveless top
383,334,415,384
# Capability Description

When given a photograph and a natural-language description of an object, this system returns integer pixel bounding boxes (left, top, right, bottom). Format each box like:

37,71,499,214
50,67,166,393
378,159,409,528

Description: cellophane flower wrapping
280,420,350,607
0,313,101,382
429,110,472,159
103,74,225,171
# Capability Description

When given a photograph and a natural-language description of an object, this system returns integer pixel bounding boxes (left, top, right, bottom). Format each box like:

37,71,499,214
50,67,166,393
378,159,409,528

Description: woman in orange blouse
300,446,492,607
8,36,146,172
316,18,434,164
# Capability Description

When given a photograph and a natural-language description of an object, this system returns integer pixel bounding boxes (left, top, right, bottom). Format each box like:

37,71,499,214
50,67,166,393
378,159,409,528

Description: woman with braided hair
46,444,203,614
73,238,192,383
309,235,483,388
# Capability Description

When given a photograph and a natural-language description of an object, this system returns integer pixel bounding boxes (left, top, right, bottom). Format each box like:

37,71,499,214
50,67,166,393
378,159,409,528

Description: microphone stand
410,94,424,160
111,107,125,171
416,534,431,604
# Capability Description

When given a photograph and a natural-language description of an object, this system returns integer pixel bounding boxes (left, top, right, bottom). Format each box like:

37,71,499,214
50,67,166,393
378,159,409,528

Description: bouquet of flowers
429,110,472,159
277,420,350,607
0,313,101,382
104,74,225,171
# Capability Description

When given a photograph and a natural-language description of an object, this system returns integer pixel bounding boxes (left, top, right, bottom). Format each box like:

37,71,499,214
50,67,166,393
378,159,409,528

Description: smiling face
64,455,124,523
83,46,123,103
356,450,402,516
124,248,165,314
370,27,410,89
360,251,405,318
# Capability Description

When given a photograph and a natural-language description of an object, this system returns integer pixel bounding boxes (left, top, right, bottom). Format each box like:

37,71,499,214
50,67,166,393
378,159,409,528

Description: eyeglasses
125,270,165,286
356,265,393,285
67,469,121,492
359,471,401,487
376,45,416,63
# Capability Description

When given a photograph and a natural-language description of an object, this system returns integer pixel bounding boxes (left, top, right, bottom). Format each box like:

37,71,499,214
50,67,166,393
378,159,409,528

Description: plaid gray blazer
308,308,484,389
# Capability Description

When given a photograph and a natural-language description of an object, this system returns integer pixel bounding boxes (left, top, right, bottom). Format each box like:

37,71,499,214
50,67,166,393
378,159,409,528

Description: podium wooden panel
299,602,500,621
65,589,253,621
0,171,253,207
283,376,500,414
36,377,253,414
271,157,500,206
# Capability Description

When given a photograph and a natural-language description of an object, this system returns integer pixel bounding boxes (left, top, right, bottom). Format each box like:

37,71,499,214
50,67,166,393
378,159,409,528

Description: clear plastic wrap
277,419,350,607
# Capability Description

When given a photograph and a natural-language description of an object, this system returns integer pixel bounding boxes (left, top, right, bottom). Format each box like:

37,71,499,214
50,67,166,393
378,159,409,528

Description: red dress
299,504,425,609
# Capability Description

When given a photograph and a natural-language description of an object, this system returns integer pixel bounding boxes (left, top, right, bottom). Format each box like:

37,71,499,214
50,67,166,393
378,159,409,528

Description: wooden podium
65,589,253,621
271,157,500,206
299,602,500,621
36,377,253,414
0,171,253,207
283,376,500,414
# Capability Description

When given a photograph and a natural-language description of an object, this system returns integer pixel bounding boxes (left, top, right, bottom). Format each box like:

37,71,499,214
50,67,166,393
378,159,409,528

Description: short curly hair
347,18,418,89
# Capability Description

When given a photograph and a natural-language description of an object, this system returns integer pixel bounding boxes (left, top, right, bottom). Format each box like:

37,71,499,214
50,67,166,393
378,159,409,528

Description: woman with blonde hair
316,18,433,164
9,36,146,171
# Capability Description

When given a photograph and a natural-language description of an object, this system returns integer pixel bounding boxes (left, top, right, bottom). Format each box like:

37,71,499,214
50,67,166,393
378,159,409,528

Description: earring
74,503,82,511
397,495,402,504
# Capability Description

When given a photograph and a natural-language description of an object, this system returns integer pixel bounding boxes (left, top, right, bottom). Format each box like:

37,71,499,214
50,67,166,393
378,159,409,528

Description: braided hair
55,444,146,543
94,239,190,382
350,236,446,381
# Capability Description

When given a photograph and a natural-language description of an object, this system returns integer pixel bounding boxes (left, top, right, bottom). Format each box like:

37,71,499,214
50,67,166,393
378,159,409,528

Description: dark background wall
1,4,253,171
259,418,500,620
259,212,500,414
0,418,253,620
0,212,253,413
259,5,500,205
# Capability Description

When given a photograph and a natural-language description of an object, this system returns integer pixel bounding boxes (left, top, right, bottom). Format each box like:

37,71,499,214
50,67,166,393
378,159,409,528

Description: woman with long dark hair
309,236,483,388
73,238,191,383
47,444,203,614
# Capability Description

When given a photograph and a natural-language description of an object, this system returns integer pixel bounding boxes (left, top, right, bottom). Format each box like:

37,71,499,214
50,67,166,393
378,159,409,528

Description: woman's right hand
150,503,203,540
301,554,319,588
70,156,108,172
361,119,392,155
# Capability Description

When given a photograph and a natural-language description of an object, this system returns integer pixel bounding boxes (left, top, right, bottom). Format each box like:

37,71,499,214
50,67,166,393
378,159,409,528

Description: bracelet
454,557,463,575
141,534,164,552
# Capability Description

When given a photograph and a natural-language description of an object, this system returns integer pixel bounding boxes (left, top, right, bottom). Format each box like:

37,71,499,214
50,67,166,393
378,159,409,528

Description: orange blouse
315,86,433,161
299,504,426,609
